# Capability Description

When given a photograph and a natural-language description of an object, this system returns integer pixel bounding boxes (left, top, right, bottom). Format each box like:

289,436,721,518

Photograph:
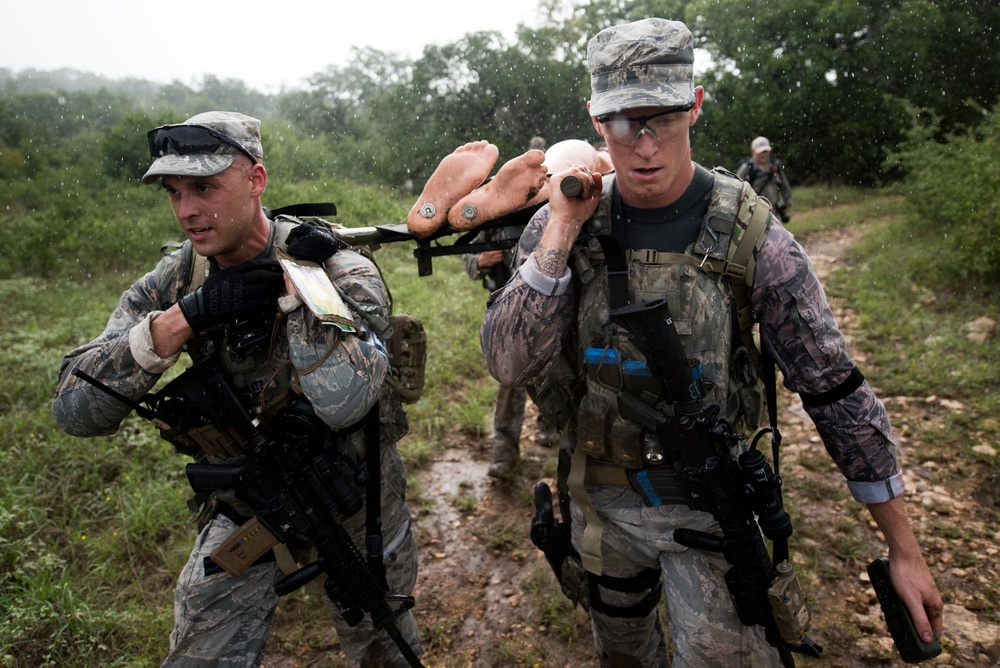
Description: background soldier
464,227,559,479
736,135,794,222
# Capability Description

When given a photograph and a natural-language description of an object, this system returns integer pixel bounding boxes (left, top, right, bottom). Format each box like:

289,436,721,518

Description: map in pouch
277,249,357,332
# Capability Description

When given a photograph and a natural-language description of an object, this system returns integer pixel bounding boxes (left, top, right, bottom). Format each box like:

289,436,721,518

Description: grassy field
1,184,997,666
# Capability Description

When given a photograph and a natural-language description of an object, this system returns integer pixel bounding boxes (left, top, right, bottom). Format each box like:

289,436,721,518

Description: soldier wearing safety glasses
481,19,942,666
52,112,423,667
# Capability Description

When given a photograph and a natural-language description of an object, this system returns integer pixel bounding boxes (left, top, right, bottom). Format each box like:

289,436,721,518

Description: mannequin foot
406,140,499,237
447,149,547,229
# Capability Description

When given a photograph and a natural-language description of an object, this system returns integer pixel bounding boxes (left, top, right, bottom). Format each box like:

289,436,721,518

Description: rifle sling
567,445,604,575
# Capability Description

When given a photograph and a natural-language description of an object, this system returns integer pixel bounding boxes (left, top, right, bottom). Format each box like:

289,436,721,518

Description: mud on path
267,223,1000,667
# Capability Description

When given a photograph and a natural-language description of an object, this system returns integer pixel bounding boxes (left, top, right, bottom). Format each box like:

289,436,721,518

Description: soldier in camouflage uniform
735,136,793,222
52,112,423,667
480,19,943,667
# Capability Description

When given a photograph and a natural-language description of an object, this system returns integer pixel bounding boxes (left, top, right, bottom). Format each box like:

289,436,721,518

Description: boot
487,439,519,478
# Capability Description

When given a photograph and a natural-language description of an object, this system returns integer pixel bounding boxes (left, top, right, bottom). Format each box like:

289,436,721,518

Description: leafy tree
686,0,1000,184
0,137,26,178
100,109,165,182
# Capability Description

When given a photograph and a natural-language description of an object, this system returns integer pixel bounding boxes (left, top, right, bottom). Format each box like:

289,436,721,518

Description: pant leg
658,529,781,667
489,384,527,476
492,383,526,454
323,443,423,667
163,516,281,668
570,485,670,668
570,483,780,668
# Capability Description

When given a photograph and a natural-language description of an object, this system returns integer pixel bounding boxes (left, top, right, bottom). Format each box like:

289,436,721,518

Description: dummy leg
406,140,500,238
448,149,547,229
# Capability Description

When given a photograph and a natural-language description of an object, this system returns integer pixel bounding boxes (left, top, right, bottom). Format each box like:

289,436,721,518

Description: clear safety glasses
596,105,694,145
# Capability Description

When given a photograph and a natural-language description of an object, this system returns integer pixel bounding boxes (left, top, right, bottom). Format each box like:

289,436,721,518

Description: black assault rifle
73,353,424,667
609,298,822,668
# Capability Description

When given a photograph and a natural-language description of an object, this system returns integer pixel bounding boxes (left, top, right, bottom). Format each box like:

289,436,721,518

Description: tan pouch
386,313,426,404
209,516,281,578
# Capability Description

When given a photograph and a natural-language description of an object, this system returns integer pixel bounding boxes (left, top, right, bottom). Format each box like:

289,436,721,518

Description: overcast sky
3,0,548,93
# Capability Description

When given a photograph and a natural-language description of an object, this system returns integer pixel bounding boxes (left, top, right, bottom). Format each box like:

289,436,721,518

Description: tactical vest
534,168,772,468
161,214,421,460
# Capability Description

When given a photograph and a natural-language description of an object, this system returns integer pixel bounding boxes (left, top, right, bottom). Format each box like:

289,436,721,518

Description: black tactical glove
178,258,284,332
285,219,341,264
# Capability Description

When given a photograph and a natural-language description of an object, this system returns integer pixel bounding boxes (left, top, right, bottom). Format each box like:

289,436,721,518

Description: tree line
4,0,999,188
2,0,998,280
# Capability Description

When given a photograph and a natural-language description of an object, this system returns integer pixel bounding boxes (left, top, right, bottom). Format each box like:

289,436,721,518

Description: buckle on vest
726,262,748,280
633,249,657,264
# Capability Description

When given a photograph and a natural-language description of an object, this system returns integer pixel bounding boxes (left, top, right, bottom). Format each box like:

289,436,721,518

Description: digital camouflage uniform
480,167,901,666
53,219,422,667
463,226,557,476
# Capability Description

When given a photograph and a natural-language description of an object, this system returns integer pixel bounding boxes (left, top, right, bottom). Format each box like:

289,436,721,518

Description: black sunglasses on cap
147,124,258,163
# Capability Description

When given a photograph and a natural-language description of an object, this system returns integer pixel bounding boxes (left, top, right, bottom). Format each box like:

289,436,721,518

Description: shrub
888,104,1000,285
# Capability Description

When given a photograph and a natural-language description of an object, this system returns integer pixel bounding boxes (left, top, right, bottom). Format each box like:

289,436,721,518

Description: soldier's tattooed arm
530,169,602,278
534,247,571,278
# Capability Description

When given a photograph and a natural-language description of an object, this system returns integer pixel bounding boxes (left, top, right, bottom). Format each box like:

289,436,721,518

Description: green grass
825,205,1000,455
2,180,997,664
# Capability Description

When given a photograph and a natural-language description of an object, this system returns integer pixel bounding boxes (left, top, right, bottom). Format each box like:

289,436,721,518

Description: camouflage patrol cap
587,18,696,117
142,111,263,184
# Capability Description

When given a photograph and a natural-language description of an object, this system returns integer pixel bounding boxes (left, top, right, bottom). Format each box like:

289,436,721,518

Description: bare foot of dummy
406,140,500,238
447,149,547,229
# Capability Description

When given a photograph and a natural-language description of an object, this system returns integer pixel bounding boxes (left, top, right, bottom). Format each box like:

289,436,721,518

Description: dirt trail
268,223,1000,667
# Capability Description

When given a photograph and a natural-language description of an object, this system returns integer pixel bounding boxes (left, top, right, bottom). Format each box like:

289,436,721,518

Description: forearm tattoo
536,246,570,278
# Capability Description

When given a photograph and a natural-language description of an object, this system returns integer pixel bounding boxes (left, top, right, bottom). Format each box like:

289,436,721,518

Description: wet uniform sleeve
286,248,389,429
752,222,902,504
480,205,575,388
463,231,487,280
52,254,183,437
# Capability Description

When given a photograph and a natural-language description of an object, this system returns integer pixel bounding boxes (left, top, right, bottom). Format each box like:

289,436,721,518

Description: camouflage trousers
163,443,423,668
570,481,781,668
492,384,556,454
492,384,527,457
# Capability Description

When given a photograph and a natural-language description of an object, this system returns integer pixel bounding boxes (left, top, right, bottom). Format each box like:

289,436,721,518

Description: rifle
775,201,791,223
73,352,425,667
609,298,822,667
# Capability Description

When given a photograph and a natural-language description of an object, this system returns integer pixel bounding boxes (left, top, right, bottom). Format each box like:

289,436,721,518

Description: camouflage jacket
52,217,408,447
480,173,902,505
736,157,793,208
